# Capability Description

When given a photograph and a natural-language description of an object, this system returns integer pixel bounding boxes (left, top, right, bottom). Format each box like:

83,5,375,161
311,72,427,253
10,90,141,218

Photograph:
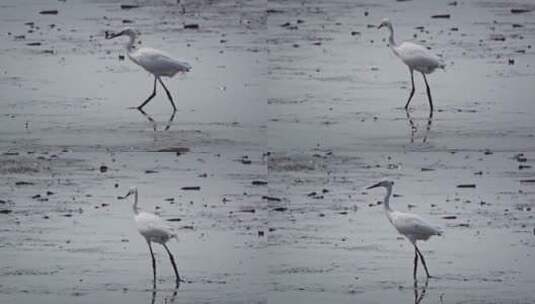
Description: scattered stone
431,14,450,19
39,10,58,15
251,180,268,186
184,24,199,29
181,186,200,191
490,33,506,41
166,218,182,222
16,181,34,186
157,147,190,153
511,8,531,14
514,153,527,162
266,9,284,14
262,196,281,202
457,184,476,188
120,4,139,9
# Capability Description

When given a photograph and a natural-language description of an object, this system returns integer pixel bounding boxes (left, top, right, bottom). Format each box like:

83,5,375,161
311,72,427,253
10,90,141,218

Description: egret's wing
131,47,191,75
390,211,442,238
135,212,176,239
395,42,443,69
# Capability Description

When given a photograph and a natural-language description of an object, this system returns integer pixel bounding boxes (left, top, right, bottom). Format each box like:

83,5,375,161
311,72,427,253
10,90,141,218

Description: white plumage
392,42,444,74
106,28,191,111
367,180,442,279
121,187,182,288
388,210,442,243
378,18,444,111
130,47,191,77
135,210,176,244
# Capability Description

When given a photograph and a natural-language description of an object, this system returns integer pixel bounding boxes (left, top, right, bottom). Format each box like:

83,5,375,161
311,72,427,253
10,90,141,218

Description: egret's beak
105,30,124,40
118,191,132,200
377,24,384,29
367,182,382,190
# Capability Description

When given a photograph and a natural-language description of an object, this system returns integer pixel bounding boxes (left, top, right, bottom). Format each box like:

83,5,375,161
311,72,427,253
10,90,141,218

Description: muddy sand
1,0,535,303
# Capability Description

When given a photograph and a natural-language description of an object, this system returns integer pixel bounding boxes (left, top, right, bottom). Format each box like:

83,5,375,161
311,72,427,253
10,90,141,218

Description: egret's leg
162,243,182,287
157,77,177,111
151,289,156,304
415,245,432,278
147,240,157,288
423,110,434,143
404,69,416,109
138,76,158,110
422,73,433,111
413,246,418,279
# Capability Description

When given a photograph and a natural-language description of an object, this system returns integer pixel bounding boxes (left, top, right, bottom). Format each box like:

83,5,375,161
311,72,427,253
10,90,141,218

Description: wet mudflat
0,150,268,304
265,0,535,303
1,0,535,303
0,0,266,151
267,150,535,303
267,0,535,152
1,0,268,303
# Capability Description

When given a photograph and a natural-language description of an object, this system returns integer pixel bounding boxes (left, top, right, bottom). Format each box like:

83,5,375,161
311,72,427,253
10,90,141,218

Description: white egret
378,19,445,111
120,187,182,288
366,180,442,279
106,28,191,111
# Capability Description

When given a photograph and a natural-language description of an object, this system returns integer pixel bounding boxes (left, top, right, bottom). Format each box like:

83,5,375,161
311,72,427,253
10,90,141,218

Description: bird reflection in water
138,109,177,132
413,278,429,304
406,110,433,144
150,288,178,304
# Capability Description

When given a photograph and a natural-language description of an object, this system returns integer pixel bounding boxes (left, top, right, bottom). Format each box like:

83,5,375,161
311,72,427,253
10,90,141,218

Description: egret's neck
387,25,396,48
125,33,136,53
383,185,393,212
132,190,139,215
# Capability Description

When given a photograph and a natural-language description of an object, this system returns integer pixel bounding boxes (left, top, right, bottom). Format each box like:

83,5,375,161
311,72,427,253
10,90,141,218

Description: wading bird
120,187,182,288
366,180,442,279
106,28,191,111
378,19,444,111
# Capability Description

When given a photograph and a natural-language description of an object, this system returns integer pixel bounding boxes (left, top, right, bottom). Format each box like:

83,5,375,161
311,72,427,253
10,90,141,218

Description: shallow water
1,0,535,303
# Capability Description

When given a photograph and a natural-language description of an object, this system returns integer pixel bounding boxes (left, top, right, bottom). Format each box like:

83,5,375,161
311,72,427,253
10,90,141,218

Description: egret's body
367,180,442,279
378,19,444,111
106,28,191,111
121,187,182,288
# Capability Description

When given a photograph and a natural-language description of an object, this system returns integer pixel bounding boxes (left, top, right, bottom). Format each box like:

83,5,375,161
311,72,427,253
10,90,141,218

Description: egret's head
377,18,392,30
121,186,138,199
366,180,394,190
105,27,137,40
